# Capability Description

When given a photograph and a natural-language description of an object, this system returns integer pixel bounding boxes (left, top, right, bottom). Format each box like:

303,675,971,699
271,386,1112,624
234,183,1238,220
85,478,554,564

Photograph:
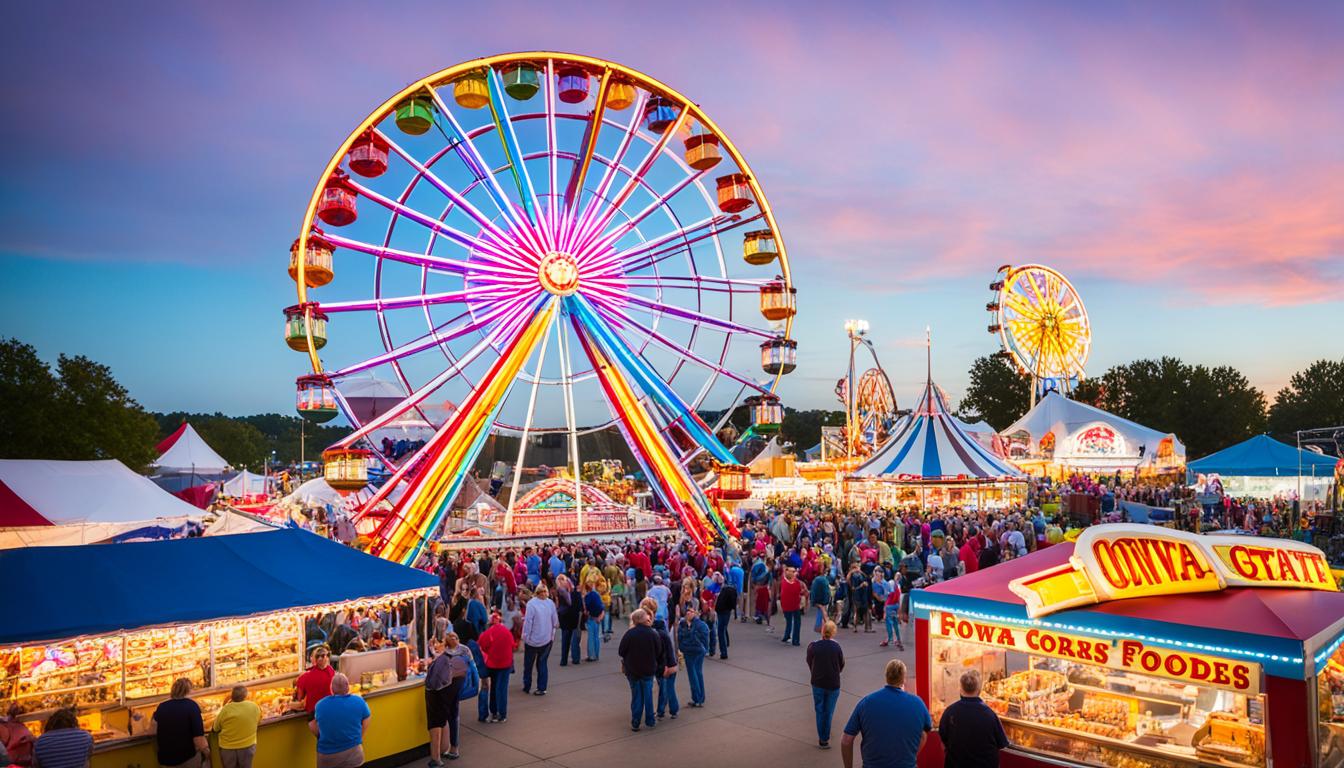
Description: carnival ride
284,52,796,564
987,264,1091,406
831,320,899,460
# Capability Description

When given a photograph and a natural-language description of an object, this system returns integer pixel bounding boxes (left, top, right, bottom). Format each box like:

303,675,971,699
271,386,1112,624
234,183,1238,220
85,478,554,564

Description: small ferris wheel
987,264,1091,406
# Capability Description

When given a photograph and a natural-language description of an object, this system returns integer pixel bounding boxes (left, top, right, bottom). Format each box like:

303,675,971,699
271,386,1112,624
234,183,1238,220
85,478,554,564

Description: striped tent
853,378,1023,480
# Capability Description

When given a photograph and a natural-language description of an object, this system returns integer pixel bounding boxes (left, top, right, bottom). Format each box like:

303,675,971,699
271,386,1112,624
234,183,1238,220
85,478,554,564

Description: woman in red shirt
478,613,516,722
779,567,806,646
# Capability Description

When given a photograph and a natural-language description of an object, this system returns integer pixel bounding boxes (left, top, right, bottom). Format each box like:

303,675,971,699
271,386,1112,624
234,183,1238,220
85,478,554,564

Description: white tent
1000,392,1186,472
152,424,230,474
951,416,1007,457
280,477,371,508
203,508,282,536
221,470,273,499
0,459,204,548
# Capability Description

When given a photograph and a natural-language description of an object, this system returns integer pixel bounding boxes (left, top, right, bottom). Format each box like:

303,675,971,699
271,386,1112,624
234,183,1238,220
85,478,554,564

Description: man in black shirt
618,609,664,732
713,575,737,660
937,669,1008,767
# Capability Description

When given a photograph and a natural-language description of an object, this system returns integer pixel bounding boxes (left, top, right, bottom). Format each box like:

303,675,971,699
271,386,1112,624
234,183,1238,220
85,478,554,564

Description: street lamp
844,319,869,458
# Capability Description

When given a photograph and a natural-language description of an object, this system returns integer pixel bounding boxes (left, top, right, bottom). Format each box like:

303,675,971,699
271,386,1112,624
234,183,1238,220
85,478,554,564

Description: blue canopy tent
1188,434,1339,502
0,528,436,645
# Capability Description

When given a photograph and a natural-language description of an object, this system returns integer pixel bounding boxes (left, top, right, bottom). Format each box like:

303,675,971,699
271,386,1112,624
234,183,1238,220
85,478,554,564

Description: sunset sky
2,1,1341,417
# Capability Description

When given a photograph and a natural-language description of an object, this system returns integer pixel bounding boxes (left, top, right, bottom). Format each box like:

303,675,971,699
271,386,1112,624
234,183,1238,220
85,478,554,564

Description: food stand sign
1010,524,1336,618
933,611,1261,695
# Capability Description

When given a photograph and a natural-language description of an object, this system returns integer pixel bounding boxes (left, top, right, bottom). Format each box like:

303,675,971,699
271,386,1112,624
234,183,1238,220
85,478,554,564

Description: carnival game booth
912,524,1344,768
1188,434,1339,504
1002,392,1186,479
848,377,1026,509
0,529,437,768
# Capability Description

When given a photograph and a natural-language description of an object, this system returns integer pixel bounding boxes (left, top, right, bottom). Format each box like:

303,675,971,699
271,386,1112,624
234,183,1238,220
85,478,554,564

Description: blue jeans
814,605,828,632
813,686,840,743
560,627,580,665
783,610,801,645
628,676,655,727
884,605,902,644
468,641,489,721
657,673,679,716
586,618,602,660
716,611,732,656
602,611,613,635
522,641,550,692
487,667,511,718
684,653,705,704
706,622,717,656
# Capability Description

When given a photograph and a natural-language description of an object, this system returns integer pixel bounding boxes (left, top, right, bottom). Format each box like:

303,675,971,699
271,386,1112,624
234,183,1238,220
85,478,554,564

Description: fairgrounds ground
398,616,916,767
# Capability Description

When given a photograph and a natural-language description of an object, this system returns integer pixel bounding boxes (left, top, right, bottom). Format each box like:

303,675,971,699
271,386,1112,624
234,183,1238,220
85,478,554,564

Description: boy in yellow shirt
212,686,262,767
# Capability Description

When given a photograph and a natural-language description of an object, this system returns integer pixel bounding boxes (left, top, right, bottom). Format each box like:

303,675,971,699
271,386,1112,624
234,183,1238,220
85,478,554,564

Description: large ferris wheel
284,52,797,564
987,264,1090,405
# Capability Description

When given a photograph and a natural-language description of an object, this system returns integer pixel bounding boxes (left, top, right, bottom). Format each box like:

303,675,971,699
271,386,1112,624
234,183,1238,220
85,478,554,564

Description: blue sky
2,1,1341,418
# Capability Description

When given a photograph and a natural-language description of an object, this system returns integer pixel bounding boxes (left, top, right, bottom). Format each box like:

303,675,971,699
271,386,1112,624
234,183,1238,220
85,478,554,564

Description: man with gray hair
309,673,371,768
937,669,1008,767
617,609,664,732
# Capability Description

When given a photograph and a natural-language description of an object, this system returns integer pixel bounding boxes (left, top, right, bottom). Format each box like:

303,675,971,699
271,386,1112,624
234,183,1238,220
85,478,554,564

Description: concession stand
912,524,1344,768
1,529,438,768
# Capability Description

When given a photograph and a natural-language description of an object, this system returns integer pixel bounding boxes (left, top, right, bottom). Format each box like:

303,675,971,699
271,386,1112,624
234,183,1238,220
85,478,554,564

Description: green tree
780,408,847,456
1268,359,1344,443
958,355,1031,430
0,338,61,458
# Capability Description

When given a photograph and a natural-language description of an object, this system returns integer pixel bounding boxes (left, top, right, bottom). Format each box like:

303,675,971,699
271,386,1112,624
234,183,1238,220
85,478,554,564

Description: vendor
293,645,335,713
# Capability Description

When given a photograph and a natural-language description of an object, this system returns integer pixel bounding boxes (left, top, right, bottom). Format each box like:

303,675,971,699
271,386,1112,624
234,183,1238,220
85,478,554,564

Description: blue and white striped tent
852,378,1023,480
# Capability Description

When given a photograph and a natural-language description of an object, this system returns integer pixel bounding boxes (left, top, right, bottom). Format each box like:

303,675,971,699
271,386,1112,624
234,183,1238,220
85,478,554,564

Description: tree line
0,338,347,472
958,354,1344,459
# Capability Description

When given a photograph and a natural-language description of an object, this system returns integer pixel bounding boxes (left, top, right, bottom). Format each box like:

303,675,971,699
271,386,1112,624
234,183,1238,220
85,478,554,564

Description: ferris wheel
836,369,898,455
285,52,797,564
987,264,1090,405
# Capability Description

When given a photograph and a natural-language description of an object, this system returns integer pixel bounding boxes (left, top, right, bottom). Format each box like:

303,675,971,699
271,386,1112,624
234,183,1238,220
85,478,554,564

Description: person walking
880,574,904,651
583,578,605,661
810,572,832,634
676,604,709,707
841,660,931,768
424,634,472,765
617,609,663,732
937,670,1008,768
652,616,680,720
150,678,208,768
310,673,370,768
211,686,261,768
847,564,873,634
478,613,516,723
520,583,557,696
779,566,806,646
806,621,845,749
31,708,91,768
555,575,583,667
713,574,736,659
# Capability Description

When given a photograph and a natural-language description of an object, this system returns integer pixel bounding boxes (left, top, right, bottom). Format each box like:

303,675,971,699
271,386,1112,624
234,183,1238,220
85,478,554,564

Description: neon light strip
372,299,557,564
485,68,543,231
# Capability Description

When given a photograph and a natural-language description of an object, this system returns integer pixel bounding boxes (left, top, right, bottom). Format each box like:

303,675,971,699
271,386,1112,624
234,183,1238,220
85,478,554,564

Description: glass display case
1320,642,1344,768
930,632,1267,767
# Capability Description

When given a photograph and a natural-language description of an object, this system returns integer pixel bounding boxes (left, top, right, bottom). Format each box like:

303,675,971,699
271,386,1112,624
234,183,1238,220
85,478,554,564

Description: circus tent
852,378,1023,481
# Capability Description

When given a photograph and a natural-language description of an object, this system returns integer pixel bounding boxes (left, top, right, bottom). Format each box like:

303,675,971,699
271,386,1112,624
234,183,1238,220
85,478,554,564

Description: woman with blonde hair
149,678,208,767
594,573,613,641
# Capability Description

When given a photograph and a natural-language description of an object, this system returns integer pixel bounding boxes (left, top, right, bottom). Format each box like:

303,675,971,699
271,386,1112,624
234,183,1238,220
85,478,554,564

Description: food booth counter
911,525,1344,768
1,529,438,768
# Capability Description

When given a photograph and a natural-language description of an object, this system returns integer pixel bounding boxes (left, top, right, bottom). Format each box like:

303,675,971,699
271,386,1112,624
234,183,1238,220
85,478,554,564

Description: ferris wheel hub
538,250,580,296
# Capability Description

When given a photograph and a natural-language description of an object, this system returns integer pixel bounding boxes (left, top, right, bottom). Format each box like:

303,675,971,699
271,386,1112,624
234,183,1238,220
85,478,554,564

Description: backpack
457,654,480,700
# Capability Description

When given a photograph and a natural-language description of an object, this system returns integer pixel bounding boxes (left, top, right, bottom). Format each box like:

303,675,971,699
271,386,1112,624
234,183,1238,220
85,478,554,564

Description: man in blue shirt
310,673,371,768
524,547,542,588
842,660,930,768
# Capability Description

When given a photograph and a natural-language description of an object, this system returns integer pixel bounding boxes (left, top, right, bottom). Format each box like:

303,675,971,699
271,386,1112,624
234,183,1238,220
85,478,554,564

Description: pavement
401,612,917,768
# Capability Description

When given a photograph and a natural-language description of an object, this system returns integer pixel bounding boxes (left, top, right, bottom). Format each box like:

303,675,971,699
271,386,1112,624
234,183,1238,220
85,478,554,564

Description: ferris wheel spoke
561,69,612,218
583,212,751,278
344,179,534,273
585,286,775,339
328,291,538,378
374,128,537,268
317,286,515,314
591,274,771,293
588,298,772,395
322,232,531,283
565,89,648,252
577,167,710,263
544,60,560,240
485,67,547,238
570,106,689,257
335,293,550,450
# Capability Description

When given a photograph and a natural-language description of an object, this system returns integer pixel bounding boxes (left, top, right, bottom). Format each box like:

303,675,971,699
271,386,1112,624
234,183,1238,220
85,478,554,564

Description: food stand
912,524,1344,768
0,528,438,768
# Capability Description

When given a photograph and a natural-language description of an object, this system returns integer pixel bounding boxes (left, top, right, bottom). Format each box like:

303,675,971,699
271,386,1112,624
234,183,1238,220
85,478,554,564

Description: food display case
911,527,1344,768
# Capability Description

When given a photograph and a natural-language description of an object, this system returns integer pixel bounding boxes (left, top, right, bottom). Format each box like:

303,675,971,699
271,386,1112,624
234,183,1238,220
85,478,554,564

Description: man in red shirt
293,644,335,713
959,529,982,576
779,566,807,646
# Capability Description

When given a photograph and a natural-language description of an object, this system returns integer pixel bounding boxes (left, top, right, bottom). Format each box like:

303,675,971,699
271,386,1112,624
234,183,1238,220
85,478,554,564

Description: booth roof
1188,433,1339,477
0,528,435,645
922,542,1344,644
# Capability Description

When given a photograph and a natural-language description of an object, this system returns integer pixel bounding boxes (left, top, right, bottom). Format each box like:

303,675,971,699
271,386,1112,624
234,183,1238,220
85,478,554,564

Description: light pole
843,319,869,459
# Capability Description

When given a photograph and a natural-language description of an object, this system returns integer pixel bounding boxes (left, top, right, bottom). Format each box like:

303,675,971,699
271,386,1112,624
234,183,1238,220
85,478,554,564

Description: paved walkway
403,613,916,767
